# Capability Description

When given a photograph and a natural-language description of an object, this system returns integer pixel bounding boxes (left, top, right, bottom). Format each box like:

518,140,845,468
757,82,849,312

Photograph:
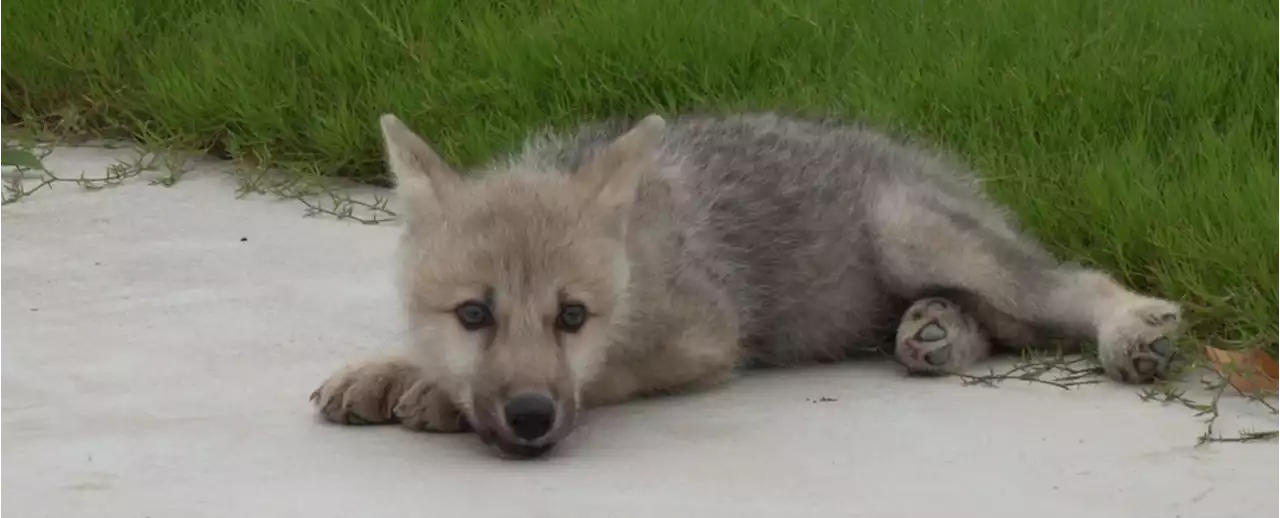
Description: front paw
394,379,470,433
1096,298,1182,384
310,359,422,425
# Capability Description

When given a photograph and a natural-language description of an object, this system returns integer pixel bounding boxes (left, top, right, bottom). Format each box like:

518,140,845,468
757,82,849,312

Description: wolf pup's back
516,113,1030,364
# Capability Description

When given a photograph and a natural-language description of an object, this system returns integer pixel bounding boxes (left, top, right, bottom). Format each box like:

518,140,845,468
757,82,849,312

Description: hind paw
1097,298,1182,384
895,297,990,375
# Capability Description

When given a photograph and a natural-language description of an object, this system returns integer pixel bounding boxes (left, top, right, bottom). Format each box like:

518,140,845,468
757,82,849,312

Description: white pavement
2,146,1276,518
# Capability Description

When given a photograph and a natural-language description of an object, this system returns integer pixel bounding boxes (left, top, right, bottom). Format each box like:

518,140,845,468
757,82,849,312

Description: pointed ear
379,114,460,211
578,114,666,216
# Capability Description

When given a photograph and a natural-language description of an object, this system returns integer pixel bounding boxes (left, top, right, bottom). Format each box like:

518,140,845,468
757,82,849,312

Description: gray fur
516,113,1104,362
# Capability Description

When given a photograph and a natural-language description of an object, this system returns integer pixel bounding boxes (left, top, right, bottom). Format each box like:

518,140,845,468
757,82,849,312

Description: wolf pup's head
380,114,664,459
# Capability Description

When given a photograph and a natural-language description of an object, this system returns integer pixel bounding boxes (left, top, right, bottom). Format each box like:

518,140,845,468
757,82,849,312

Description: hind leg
894,296,993,374
871,186,1182,383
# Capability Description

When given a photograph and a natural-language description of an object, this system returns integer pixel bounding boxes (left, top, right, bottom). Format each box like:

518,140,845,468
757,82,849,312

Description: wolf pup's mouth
477,429,557,459
496,441,554,459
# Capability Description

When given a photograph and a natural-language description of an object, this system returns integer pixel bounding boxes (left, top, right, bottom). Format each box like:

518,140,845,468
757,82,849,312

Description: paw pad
1148,338,1174,357
925,346,952,366
916,323,947,342
1132,358,1159,377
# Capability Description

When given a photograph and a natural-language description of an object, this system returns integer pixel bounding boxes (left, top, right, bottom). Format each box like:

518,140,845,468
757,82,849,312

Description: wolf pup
311,112,1182,459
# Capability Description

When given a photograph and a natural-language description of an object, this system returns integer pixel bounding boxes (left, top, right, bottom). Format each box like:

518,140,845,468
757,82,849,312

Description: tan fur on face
379,115,663,440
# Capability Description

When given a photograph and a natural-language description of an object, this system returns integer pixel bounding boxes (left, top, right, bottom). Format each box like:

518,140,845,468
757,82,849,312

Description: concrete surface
3,146,1277,518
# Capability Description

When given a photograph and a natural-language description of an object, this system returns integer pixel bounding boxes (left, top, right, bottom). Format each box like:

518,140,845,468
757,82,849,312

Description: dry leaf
1203,346,1279,395
1262,351,1280,379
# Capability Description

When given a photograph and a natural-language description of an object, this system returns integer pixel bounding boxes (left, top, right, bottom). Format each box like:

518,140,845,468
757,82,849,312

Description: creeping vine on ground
881,346,1278,445
2,137,189,204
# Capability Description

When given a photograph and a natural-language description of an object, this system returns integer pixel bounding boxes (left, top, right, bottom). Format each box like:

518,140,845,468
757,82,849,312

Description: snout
505,393,557,442
474,390,578,459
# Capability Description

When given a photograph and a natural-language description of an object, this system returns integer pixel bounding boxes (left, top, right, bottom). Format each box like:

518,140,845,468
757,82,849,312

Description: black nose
504,394,556,441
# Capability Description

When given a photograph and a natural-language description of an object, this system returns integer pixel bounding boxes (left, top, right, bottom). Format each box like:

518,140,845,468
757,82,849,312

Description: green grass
3,0,1276,355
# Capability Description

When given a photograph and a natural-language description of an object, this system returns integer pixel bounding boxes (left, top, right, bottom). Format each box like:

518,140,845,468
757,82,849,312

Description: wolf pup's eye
454,301,494,331
556,303,588,333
